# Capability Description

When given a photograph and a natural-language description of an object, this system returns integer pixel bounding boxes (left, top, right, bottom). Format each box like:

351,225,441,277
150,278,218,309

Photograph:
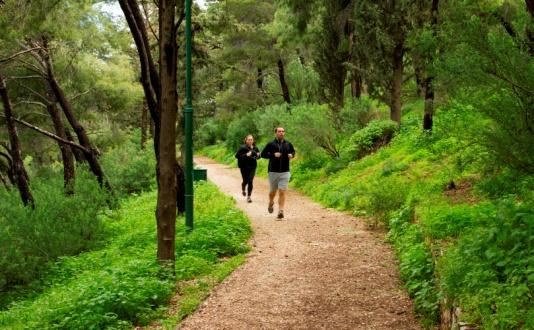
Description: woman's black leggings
240,167,256,196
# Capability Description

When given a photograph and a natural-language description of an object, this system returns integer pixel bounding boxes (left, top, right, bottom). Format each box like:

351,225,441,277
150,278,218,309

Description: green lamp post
184,0,194,230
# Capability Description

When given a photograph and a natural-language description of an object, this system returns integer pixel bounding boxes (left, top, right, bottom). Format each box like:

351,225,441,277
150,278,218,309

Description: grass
0,182,252,329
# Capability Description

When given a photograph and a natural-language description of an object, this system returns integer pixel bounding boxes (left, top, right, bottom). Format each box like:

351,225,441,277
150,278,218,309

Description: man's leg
278,189,286,211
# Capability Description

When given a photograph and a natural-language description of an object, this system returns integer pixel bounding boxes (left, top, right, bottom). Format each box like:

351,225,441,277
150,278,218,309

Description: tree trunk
141,101,148,149
390,41,404,124
422,77,434,130
348,30,362,99
46,89,75,194
351,73,362,99
257,67,263,90
118,0,160,158
423,0,439,131
46,61,110,191
277,58,291,104
65,128,85,162
412,53,424,97
0,74,35,208
527,0,534,17
156,0,178,263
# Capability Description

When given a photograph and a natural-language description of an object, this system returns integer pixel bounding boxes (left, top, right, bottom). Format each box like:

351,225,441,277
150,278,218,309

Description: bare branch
0,47,42,64
0,114,90,153
9,75,42,80
13,100,48,109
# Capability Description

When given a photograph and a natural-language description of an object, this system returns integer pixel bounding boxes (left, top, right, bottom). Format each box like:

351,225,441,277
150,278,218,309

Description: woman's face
245,136,254,145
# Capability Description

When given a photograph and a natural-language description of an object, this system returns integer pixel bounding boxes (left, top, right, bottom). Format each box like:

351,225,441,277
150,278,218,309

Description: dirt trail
178,156,421,330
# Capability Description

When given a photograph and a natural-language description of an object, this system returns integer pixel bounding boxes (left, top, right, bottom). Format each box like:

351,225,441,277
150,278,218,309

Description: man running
261,126,296,219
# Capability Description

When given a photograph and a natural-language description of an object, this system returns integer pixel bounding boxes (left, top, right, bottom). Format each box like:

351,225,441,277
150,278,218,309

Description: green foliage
196,117,229,147
342,119,399,161
101,132,157,196
225,112,260,152
0,183,251,329
0,170,109,306
438,2,534,174
439,199,534,329
338,97,387,134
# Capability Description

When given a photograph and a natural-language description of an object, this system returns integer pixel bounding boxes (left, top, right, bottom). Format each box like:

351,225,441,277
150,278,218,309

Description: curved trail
178,156,420,329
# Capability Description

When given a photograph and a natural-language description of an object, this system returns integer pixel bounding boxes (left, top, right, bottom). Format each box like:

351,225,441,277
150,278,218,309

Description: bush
342,119,399,161
101,133,156,196
196,117,228,147
224,112,259,152
0,170,109,306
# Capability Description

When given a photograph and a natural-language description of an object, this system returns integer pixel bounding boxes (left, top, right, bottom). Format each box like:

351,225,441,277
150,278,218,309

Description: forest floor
176,156,421,329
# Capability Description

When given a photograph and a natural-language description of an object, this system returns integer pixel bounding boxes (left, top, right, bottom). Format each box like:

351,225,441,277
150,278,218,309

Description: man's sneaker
277,210,284,219
242,190,246,196
247,196,252,203
268,202,274,213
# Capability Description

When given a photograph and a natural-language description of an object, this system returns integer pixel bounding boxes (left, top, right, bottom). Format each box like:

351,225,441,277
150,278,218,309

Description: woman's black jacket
235,144,260,169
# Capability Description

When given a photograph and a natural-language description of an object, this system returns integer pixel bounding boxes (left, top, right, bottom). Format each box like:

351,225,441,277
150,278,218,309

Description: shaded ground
177,156,421,329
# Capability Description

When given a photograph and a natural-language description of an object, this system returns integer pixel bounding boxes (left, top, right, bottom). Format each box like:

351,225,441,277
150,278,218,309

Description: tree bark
348,30,362,99
65,128,85,162
257,67,264,90
277,58,291,104
156,0,178,263
141,101,148,149
390,41,404,124
527,0,534,17
423,0,439,131
0,74,35,208
46,89,75,194
412,52,424,97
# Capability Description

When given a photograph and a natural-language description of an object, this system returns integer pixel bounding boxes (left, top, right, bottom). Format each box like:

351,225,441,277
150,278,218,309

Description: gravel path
177,156,421,330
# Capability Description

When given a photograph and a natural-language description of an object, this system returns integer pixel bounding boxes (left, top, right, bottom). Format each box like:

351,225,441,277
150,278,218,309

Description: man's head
274,126,285,140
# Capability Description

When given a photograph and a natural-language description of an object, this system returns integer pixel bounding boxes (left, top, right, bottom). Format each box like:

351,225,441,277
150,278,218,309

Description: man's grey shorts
268,172,291,192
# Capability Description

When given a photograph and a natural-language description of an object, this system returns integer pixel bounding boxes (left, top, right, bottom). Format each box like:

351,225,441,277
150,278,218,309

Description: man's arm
261,142,273,159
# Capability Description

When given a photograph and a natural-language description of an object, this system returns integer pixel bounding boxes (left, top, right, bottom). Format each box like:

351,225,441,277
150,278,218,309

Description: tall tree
353,0,411,124
156,0,179,262
119,0,186,263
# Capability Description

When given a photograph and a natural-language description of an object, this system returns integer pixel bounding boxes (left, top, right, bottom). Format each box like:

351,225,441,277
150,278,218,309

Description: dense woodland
0,0,533,329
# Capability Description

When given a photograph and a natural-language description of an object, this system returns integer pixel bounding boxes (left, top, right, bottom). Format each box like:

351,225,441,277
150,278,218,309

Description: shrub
439,199,534,329
224,112,259,152
196,116,231,148
343,119,399,161
0,170,109,306
101,133,156,196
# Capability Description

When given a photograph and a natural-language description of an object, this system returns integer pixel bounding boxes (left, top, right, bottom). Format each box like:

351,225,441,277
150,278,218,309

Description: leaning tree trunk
0,74,35,208
65,128,85,162
277,58,291,104
390,41,404,124
156,0,178,263
46,89,75,194
42,43,111,191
